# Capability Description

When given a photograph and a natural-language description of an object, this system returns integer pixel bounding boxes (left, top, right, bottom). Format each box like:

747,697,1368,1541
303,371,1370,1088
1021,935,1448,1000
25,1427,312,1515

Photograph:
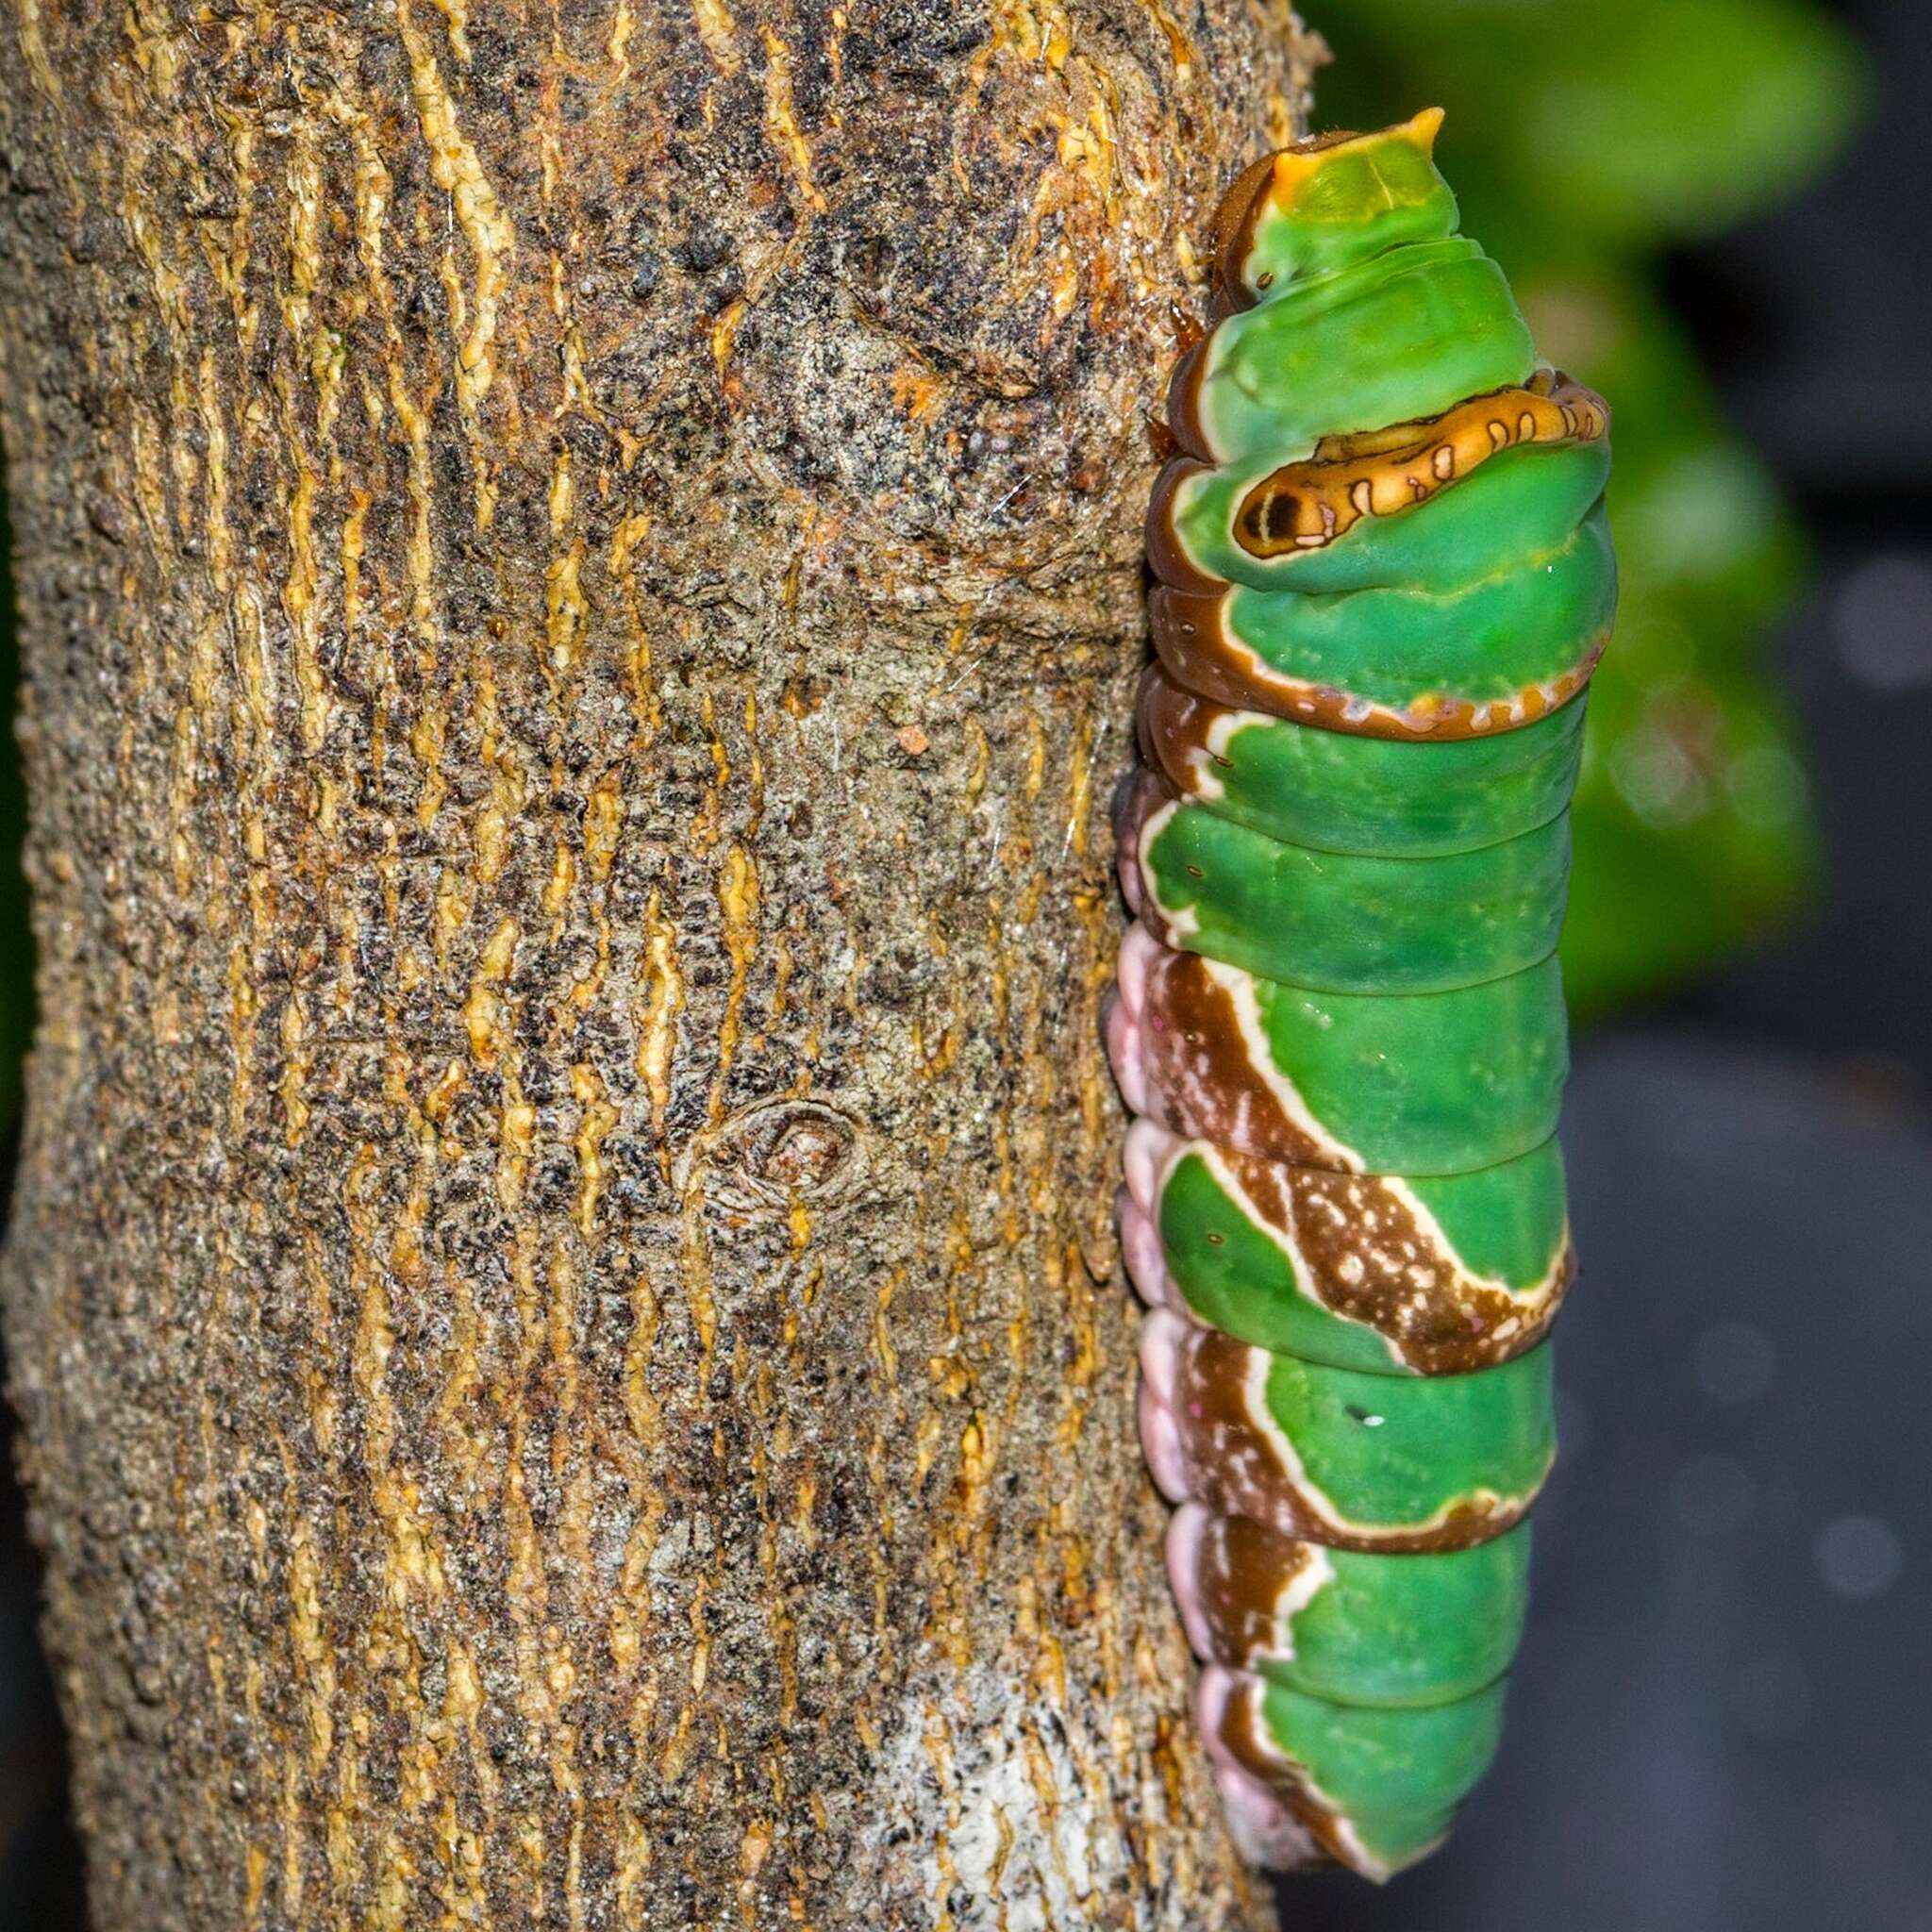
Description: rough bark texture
0,0,1321,1923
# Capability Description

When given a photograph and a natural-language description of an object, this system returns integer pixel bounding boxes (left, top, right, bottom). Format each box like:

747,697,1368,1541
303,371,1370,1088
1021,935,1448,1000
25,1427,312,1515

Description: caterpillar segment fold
1110,109,1613,1879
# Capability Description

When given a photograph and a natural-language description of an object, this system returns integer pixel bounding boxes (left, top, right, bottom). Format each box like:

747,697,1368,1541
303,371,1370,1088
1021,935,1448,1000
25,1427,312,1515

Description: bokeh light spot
1832,553,1932,692
1815,1515,1905,1600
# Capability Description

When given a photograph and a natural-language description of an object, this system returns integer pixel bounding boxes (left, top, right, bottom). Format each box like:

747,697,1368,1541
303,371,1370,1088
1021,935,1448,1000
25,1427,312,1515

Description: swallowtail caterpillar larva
1107,109,1615,1880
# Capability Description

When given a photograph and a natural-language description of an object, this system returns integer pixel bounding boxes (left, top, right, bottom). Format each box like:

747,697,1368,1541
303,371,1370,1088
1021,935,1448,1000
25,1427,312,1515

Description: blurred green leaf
1319,0,1864,250
1529,273,1818,1012
1309,0,1863,1013
1510,0,1864,246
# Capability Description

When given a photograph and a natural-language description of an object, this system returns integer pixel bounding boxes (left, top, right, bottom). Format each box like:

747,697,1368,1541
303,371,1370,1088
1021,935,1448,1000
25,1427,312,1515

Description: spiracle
1107,109,1614,1881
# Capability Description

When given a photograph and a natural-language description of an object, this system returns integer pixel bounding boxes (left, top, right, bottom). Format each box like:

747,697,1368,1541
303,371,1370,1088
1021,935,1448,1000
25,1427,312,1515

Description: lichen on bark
0,0,1324,1922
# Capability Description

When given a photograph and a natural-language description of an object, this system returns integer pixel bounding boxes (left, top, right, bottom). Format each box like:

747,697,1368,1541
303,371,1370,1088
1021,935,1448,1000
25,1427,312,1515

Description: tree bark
0,0,1322,1923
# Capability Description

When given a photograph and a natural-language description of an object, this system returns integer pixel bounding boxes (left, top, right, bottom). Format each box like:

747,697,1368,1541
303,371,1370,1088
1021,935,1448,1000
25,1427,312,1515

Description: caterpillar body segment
1111,110,1612,1877
1135,665,1591,859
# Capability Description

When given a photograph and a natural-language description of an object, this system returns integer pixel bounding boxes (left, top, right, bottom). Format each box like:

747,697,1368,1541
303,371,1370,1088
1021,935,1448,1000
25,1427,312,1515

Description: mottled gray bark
0,0,1321,1922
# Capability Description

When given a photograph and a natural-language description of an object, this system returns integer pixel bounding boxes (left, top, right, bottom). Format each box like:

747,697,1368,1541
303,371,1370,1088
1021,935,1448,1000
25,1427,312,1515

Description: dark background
1,1,1926,1924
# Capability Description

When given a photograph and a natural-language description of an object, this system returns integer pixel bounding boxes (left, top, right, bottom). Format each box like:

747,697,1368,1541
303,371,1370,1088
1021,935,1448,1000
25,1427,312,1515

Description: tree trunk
0,0,1322,1923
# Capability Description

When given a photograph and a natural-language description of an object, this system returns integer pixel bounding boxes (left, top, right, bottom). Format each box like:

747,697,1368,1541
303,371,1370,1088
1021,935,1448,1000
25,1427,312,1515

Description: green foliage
1314,0,1864,1014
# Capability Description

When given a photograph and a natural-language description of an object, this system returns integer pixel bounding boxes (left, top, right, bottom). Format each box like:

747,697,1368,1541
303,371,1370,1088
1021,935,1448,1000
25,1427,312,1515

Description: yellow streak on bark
395,0,511,514
280,991,311,1145
462,917,521,1069
637,888,685,1174
711,843,761,1113
608,0,635,79
759,27,826,212
692,0,741,73
545,539,590,675
571,1064,620,1236
425,0,471,62
11,0,61,97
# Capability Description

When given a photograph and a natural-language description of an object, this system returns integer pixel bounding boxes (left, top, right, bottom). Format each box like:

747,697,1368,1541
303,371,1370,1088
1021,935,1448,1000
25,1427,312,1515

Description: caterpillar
1108,110,1614,1881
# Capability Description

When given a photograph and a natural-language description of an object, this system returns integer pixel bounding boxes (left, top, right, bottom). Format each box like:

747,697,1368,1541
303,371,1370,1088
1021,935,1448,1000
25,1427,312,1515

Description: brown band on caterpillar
1205,1672,1372,1872
1156,151,1288,463
1145,457,1224,594
1232,373,1609,559
1208,152,1292,315
1113,758,1183,832
1134,661,1212,789
1175,1507,1327,1672
1148,583,1610,741
1119,928,1351,1171
1207,1145,1574,1375
1158,1324,1541,1553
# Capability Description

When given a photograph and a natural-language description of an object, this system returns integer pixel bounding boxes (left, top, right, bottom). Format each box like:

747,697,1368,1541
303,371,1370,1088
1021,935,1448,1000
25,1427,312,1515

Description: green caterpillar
1108,110,1613,1880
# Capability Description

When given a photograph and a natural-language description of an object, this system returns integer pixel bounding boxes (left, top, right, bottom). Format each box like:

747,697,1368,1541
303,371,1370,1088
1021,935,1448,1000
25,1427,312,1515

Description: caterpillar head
1212,110,1459,310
